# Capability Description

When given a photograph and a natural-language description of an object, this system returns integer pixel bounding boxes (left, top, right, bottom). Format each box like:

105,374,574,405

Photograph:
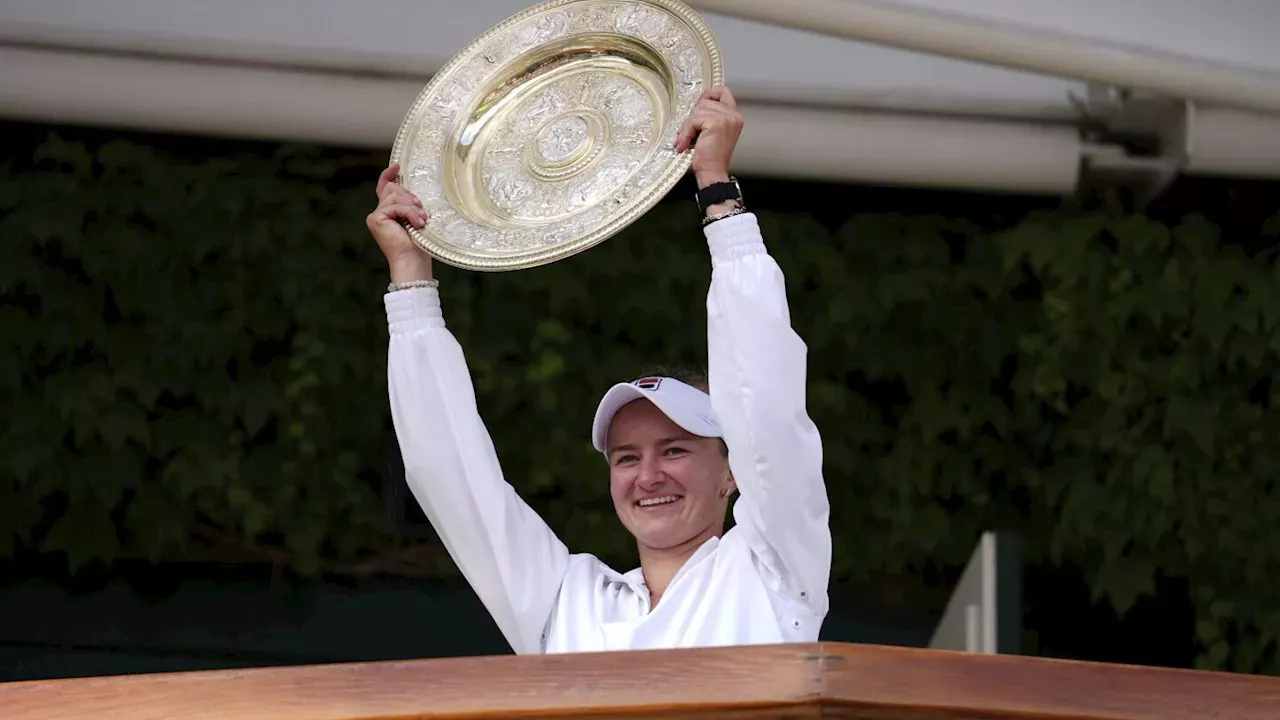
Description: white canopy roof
3,0,1279,193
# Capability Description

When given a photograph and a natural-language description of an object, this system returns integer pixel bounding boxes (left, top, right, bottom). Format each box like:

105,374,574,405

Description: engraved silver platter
389,0,723,271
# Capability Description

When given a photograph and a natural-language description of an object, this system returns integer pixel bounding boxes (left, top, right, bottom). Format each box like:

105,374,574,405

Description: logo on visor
633,377,663,391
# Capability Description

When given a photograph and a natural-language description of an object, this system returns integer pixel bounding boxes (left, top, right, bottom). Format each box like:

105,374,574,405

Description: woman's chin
632,521,703,552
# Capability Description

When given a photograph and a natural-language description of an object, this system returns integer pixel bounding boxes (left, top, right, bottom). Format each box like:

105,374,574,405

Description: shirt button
800,591,807,598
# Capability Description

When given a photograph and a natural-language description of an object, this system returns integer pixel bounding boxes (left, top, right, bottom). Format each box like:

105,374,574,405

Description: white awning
2,0,1279,194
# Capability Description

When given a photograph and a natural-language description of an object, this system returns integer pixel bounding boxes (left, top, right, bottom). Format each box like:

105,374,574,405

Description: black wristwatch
695,177,745,214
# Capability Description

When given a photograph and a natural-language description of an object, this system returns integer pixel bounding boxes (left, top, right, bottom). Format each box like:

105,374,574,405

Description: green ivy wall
1,127,1277,674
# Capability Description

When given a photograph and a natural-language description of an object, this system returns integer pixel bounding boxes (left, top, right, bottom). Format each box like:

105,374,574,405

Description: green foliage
2,131,1278,675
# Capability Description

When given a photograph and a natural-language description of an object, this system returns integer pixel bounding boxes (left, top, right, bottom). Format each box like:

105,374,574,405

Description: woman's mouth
636,495,682,509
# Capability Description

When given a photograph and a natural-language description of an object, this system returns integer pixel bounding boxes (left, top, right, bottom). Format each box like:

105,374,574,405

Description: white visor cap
591,376,723,454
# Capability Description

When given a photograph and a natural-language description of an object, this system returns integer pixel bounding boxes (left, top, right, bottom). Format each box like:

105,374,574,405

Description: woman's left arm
679,85,831,617
704,211,832,617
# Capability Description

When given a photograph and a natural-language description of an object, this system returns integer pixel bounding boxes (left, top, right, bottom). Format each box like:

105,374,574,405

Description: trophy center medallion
525,109,608,182
537,115,590,164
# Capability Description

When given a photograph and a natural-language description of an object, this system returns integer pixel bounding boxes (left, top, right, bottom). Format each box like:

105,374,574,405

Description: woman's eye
615,454,638,465
664,447,688,457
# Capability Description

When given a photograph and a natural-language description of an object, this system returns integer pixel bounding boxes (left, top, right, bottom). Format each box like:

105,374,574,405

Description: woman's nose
636,456,665,490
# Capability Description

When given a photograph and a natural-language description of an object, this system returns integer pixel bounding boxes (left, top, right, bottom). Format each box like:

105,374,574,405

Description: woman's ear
721,470,737,499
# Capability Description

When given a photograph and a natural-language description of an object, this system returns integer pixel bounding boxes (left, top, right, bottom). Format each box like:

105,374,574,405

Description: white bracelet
387,279,439,293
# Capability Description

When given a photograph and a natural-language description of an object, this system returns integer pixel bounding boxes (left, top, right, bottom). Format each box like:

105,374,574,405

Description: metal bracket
1068,84,1191,206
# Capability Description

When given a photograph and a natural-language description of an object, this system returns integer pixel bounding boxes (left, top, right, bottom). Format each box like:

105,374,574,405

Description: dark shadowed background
1,120,1277,680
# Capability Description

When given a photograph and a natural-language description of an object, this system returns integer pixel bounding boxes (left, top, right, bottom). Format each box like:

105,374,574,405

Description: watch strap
695,178,743,212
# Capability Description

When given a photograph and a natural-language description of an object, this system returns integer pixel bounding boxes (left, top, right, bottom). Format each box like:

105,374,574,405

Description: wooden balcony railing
3,642,1277,719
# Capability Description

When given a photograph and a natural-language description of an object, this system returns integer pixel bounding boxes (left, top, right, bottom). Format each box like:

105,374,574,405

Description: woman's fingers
376,163,400,198
374,202,429,229
380,186,423,209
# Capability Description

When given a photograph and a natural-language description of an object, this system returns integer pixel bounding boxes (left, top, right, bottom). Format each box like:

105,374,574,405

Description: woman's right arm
371,165,571,655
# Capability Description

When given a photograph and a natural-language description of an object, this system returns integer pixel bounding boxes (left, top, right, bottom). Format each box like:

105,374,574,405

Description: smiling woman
371,86,832,655
594,378,736,606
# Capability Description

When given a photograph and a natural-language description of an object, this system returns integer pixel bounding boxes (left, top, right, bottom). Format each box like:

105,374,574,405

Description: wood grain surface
2,642,1276,720
0,644,820,720
819,643,1280,720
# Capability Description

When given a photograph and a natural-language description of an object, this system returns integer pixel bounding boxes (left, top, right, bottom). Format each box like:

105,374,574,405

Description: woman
368,87,831,654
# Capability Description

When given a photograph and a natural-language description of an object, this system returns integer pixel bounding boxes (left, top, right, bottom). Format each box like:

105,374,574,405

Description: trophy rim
388,0,724,272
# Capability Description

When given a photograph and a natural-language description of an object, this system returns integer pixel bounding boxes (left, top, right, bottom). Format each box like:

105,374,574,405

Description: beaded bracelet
701,207,747,228
387,279,440,293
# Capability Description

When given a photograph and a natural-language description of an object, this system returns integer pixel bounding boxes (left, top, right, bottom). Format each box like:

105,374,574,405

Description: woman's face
604,399,734,552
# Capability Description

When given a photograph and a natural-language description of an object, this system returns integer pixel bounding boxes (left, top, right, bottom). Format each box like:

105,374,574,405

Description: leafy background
1,122,1278,675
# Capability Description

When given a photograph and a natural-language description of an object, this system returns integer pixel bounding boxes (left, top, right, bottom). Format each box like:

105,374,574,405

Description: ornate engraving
673,46,705,94
389,0,723,270
537,116,590,162
601,80,651,127
519,10,570,47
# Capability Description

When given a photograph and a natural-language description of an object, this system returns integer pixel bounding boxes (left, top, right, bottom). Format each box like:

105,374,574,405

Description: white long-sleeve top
385,212,831,654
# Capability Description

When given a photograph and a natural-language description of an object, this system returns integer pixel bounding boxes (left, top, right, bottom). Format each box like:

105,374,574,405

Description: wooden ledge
3,642,1277,719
